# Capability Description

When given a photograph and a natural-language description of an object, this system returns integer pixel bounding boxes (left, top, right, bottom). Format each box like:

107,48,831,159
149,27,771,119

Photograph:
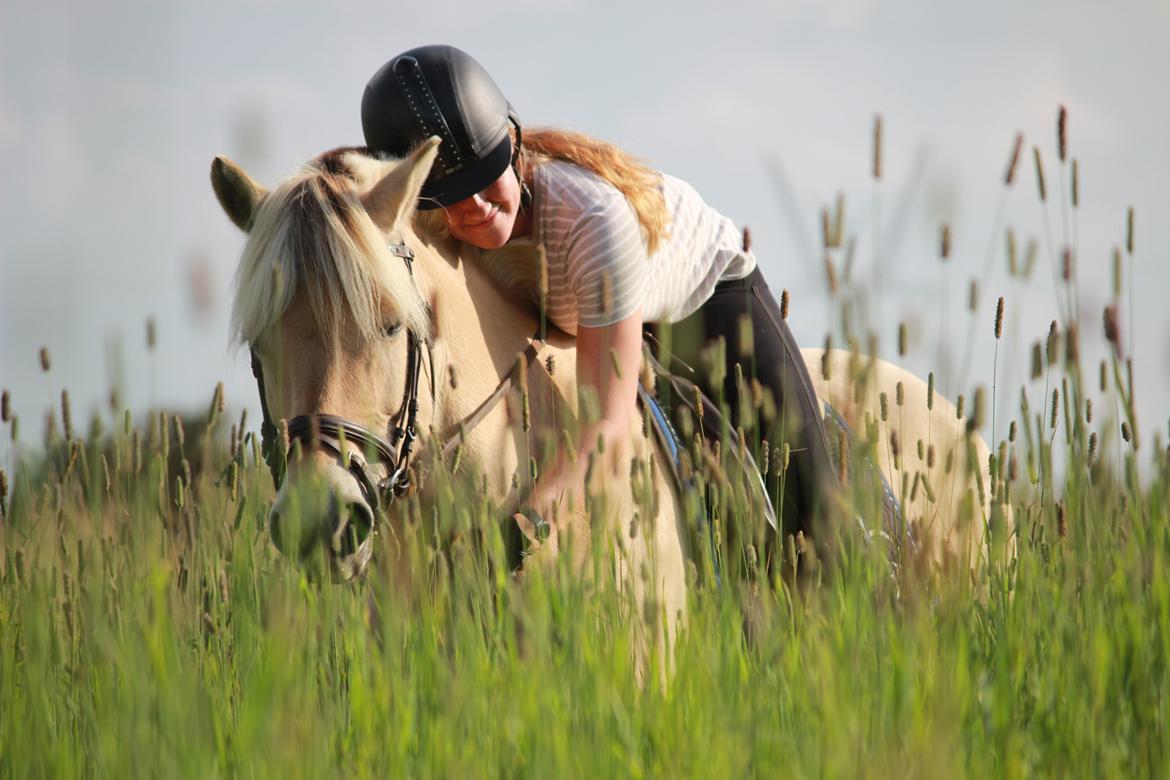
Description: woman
360,45,836,555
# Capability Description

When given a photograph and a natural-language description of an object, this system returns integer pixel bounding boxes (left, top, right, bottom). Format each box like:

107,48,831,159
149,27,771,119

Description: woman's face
443,167,525,249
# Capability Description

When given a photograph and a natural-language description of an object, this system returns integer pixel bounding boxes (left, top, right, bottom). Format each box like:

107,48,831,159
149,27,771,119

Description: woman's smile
462,204,499,228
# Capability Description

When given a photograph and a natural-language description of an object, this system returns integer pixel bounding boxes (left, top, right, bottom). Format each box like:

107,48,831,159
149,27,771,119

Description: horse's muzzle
269,461,378,582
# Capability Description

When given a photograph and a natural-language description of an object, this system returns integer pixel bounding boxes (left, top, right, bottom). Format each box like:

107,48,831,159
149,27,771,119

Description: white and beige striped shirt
483,160,755,334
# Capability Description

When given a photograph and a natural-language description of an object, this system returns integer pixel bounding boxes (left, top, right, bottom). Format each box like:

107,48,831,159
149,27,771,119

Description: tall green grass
2,388,1166,777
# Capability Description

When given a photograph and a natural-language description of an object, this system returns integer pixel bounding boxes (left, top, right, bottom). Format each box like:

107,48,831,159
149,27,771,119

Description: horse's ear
361,136,441,231
211,155,268,232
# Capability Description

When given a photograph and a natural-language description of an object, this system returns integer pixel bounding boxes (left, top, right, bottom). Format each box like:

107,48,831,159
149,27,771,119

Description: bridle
250,237,543,517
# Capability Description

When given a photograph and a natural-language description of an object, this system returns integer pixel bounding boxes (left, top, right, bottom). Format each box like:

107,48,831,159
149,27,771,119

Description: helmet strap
508,112,532,211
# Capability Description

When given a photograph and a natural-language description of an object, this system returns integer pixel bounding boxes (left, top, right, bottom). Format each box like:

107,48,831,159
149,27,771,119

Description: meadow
2,112,1168,778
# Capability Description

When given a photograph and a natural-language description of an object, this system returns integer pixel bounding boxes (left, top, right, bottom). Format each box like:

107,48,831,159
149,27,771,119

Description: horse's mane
229,147,431,351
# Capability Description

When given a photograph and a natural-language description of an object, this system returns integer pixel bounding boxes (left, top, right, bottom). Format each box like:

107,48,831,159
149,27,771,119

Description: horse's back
802,348,1004,572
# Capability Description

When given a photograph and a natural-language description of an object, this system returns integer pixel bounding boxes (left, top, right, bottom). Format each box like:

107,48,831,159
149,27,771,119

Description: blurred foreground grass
0,368,1167,778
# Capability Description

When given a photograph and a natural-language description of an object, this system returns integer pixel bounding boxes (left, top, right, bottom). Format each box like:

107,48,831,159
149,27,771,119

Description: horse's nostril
334,501,375,559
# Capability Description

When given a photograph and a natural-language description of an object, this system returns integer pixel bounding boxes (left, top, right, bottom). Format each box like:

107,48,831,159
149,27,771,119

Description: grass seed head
61,390,74,443
967,386,986,433
1103,305,1121,354
742,225,752,252
1,389,9,423
872,114,883,180
1112,247,1123,298
1065,323,1079,363
940,223,951,260
1126,206,1135,254
824,254,839,293
898,322,907,357
896,381,904,407
1031,342,1043,380
1072,159,1079,207
537,244,549,300
173,415,186,450
1033,146,1047,202
927,372,935,410
832,194,845,248
1057,105,1068,162
1050,387,1060,430
1005,229,1017,276
780,289,790,320
995,297,1005,339
146,317,157,351
600,271,614,317
39,346,51,373
1023,237,1039,279
737,314,754,358
968,279,979,312
1004,132,1023,186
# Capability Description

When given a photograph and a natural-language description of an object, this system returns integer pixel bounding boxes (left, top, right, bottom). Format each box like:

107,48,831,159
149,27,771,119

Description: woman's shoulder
535,159,629,211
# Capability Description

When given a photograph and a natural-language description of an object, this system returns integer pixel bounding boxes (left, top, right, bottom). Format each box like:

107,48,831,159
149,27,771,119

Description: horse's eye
384,321,403,338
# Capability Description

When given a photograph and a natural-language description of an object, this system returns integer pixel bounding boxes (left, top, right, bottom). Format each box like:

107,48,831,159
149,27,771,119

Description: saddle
638,338,908,571
637,343,779,534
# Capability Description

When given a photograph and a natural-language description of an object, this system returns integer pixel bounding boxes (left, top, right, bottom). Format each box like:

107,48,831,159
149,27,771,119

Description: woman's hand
513,509,559,566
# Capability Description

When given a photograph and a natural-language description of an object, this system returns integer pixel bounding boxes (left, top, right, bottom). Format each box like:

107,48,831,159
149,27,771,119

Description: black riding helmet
361,45,521,210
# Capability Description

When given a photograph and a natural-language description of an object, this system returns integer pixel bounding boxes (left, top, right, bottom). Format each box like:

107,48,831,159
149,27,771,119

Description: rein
250,237,544,515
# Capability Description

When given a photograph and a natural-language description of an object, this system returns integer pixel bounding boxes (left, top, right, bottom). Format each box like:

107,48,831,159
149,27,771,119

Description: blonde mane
229,148,431,351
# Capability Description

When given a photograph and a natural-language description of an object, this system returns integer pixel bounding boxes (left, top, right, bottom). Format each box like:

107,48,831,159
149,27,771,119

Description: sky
2,0,1169,463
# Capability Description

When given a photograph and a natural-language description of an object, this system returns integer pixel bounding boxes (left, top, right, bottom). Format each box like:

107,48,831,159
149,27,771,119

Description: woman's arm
517,307,645,553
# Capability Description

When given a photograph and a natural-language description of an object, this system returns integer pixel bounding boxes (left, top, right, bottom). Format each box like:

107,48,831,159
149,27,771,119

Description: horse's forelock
229,151,430,351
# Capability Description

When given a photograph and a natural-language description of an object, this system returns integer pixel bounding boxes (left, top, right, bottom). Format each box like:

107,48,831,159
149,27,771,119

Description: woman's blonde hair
518,128,670,255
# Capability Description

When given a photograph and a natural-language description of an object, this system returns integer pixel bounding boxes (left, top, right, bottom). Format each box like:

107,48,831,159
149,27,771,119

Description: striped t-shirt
482,160,756,334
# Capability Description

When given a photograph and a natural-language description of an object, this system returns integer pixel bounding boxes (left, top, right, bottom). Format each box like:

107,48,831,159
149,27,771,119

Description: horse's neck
429,239,539,349
422,239,559,419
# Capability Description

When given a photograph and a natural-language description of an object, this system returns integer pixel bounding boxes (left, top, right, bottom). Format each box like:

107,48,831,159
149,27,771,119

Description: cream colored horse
212,139,689,648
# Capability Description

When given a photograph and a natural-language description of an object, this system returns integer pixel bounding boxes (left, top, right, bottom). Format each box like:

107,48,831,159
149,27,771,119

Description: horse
210,137,1006,623
211,138,691,651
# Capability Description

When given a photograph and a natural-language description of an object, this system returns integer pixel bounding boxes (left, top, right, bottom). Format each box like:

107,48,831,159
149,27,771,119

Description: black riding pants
653,266,836,540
